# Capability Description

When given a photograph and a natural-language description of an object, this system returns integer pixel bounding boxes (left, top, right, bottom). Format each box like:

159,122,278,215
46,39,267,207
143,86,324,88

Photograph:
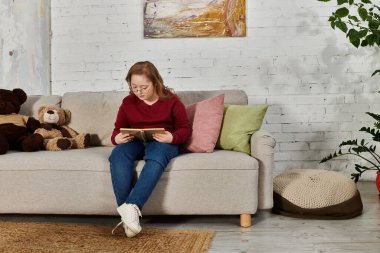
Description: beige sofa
0,90,276,227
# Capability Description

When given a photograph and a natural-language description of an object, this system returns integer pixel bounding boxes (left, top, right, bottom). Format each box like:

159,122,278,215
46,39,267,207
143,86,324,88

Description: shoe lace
111,220,123,235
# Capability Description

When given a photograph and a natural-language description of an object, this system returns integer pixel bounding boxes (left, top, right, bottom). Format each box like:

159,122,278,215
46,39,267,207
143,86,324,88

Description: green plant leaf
361,0,372,3
355,164,363,173
369,20,380,30
320,153,334,163
328,16,336,22
335,20,348,32
349,0,354,4
351,173,360,183
366,34,377,45
371,69,380,76
318,0,331,2
347,28,359,38
339,139,358,147
338,0,348,4
348,15,360,22
350,37,361,47
372,69,380,76
355,164,371,171
331,20,336,29
352,146,368,154
336,7,350,17
358,7,368,20
361,39,369,46
358,29,368,38
366,112,380,121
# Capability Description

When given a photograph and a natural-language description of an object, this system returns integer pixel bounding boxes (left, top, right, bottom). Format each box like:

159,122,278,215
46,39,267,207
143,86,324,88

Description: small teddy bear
34,105,90,151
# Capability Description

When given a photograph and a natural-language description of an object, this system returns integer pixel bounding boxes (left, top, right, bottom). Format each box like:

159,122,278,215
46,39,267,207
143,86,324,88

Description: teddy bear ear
38,106,46,115
37,106,47,121
13,88,27,104
64,109,71,124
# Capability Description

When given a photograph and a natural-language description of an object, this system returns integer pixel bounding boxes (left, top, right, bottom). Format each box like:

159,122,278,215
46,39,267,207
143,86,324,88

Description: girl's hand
115,132,134,144
153,131,173,143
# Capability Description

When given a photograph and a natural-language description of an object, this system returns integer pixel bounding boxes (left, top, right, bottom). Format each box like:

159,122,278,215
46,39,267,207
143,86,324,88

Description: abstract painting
144,0,246,38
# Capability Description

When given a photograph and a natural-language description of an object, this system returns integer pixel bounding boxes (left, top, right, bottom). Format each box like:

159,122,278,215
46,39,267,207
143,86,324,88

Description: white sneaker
117,203,142,237
111,220,136,238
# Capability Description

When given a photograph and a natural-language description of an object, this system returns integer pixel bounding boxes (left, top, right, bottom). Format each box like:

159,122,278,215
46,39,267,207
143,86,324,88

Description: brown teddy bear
0,88,44,155
34,105,90,151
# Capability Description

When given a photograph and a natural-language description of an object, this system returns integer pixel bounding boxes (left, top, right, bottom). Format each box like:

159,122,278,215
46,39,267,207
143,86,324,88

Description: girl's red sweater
111,94,191,145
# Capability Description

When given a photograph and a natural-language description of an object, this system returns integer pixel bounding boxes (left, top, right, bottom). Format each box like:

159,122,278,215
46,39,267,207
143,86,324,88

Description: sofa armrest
250,130,276,210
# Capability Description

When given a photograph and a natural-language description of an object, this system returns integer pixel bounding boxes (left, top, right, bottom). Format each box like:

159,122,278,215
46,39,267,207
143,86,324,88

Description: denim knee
109,142,144,163
144,142,179,168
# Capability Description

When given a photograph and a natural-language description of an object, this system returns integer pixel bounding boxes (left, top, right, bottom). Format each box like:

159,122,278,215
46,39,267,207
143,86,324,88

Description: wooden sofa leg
240,214,252,227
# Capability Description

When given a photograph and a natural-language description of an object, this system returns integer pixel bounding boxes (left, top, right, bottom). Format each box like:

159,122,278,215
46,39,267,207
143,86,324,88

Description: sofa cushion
61,91,128,146
0,147,115,214
0,147,113,172
158,149,258,172
0,149,257,173
216,104,268,154
20,95,62,118
184,94,225,153
0,149,258,215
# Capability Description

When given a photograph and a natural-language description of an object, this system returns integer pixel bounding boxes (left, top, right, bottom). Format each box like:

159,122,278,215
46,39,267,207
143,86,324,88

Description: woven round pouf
273,169,363,219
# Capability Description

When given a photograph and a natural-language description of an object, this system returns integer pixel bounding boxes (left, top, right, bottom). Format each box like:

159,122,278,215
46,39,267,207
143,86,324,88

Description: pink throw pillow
184,94,225,153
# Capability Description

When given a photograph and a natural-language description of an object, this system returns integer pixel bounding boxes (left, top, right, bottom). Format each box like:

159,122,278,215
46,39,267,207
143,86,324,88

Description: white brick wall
51,0,380,180
0,0,50,94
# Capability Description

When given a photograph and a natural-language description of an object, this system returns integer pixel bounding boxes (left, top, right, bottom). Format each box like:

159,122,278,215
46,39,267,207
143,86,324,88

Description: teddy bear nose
47,110,54,114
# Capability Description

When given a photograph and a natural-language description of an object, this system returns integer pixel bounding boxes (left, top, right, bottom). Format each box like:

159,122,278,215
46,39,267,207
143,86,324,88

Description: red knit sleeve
111,99,130,145
171,98,192,144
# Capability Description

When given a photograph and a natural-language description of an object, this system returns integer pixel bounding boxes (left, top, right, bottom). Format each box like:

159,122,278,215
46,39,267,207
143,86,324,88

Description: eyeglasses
131,85,150,93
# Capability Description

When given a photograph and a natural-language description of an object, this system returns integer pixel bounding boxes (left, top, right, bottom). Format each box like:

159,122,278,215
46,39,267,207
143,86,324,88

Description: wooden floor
1,182,379,253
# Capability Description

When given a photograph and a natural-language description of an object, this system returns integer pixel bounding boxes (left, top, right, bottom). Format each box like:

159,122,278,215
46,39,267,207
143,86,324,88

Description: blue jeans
109,141,179,210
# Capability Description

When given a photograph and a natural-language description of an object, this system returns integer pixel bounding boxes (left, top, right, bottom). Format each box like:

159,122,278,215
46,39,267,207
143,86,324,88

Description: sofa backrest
22,90,248,147
61,91,128,146
176,90,248,105
20,95,62,118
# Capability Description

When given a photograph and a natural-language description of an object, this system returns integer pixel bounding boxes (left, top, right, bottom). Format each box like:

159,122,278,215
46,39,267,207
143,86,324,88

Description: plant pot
377,171,380,195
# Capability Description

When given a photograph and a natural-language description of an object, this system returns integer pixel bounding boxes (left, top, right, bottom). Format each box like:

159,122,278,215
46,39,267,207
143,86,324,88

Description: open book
120,128,165,142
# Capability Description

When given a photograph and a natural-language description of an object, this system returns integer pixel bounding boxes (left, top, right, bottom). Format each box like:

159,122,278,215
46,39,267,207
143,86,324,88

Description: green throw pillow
216,104,268,154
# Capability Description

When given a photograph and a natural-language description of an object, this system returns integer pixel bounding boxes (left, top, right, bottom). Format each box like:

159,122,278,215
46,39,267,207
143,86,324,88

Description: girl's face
130,74,158,102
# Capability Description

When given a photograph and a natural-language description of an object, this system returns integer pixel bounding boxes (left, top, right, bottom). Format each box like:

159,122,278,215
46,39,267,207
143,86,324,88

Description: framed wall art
144,0,246,38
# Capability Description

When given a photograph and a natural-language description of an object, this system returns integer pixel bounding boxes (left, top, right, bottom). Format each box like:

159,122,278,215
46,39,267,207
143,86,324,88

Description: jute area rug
0,220,214,253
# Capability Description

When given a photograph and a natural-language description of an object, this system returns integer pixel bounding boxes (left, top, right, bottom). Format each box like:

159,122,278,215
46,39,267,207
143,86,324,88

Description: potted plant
318,0,379,76
318,0,380,188
321,112,380,185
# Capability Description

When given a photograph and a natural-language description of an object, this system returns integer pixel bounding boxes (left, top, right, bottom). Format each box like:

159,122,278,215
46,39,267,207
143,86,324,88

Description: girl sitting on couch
109,61,191,237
